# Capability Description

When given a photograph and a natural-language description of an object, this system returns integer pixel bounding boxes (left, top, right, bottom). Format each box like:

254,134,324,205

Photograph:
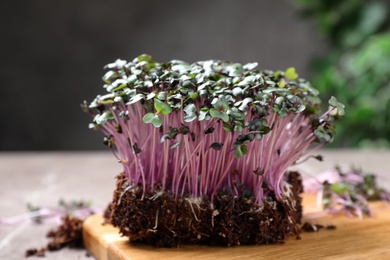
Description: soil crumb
25,215,84,258
301,222,336,232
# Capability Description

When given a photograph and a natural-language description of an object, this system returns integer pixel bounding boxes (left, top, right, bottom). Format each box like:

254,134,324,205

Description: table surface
1,150,389,260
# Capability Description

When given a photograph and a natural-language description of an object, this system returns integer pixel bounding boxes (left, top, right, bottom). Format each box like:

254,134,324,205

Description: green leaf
329,96,345,116
123,88,136,97
227,107,245,120
183,103,196,114
275,96,284,105
226,63,243,77
151,115,163,127
189,91,199,100
285,67,298,80
328,96,339,107
256,133,263,140
184,113,197,122
296,104,306,113
137,54,153,62
278,79,286,88
160,134,170,143
126,93,145,105
237,75,256,86
143,81,153,88
223,123,233,132
143,100,154,113
232,87,243,96
277,107,288,117
234,121,244,132
132,69,142,75
169,141,182,149
99,99,114,105
111,79,127,92
234,146,243,158
105,59,127,69
314,125,332,142
198,109,209,121
147,92,156,100
157,92,167,100
102,70,118,84
238,97,253,112
94,112,114,125
171,64,191,73
127,74,137,85
262,87,288,94
209,108,229,122
234,145,247,158
183,103,197,122
142,113,155,124
211,97,229,110
243,62,258,70
331,182,348,195
154,98,172,115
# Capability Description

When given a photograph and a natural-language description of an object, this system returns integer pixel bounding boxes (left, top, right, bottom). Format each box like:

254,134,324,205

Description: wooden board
83,194,390,260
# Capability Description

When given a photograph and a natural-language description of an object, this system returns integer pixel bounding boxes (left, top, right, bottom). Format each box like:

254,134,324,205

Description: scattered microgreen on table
319,166,390,219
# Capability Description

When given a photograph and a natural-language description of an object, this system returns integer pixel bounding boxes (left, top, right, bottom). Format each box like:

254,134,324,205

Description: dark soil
301,222,336,232
46,215,84,250
25,215,84,258
109,171,303,247
301,222,324,232
102,203,112,225
25,248,46,258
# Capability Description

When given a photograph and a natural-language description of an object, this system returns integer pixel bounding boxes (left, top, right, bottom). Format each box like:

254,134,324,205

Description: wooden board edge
83,214,128,260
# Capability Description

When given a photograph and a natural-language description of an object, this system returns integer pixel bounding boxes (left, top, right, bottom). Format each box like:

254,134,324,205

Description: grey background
0,0,326,150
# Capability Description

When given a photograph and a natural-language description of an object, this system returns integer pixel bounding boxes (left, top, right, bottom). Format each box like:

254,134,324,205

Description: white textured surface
0,152,121,260
0,150,389,259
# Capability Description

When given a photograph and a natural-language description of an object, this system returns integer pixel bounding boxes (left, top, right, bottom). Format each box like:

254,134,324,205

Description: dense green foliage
293,0,390,147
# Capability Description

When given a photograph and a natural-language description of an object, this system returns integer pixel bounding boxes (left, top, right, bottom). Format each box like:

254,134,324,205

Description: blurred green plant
293,0,390,148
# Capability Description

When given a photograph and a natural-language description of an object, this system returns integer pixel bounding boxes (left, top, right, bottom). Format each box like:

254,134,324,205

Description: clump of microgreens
319,166,390,219
82,54,344,205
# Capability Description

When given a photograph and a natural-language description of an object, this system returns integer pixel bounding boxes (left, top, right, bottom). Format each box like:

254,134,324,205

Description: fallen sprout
306,166,390,219
301,222,336,232
0,199,101,226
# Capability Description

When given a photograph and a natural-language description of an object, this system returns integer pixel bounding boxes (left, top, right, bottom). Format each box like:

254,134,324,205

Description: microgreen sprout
83,54,343,204
318,166,390,219
0,200,99,226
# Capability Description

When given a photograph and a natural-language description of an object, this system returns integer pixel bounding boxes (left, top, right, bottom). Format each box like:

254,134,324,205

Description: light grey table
1,150,389,259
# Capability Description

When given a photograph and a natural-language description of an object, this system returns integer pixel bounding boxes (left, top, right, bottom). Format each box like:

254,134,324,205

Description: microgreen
83,55,343,204
318,166,390,218
285,67,298,81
